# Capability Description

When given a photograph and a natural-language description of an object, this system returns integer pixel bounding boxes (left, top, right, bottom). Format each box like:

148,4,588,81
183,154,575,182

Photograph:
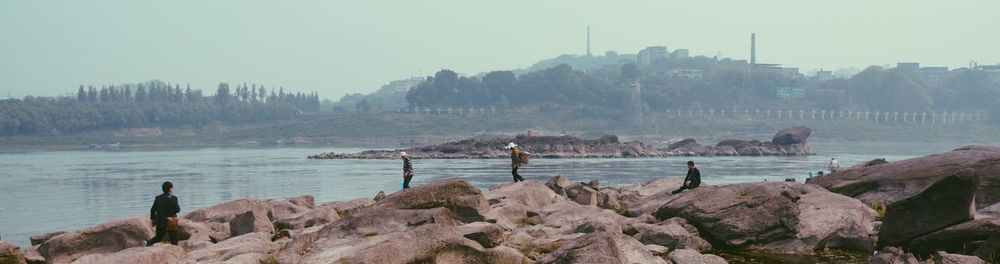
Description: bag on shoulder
518,152,531,164
166,217,179,231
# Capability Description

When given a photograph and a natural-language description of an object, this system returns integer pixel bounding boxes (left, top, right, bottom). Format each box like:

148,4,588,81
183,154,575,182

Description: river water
0,141,971,246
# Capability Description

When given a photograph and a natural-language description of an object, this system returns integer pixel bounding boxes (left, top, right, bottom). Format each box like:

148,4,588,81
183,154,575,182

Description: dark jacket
510,147,523,168
684,167,701,187
150,193,180,225
403,158,413,176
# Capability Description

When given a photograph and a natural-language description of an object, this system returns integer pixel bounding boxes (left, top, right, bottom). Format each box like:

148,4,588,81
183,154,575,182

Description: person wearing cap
401,152,414,189
671,161,701,194
506,143,526,182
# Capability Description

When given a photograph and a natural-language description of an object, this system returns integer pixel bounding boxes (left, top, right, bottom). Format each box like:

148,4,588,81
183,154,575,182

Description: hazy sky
2,1,998,99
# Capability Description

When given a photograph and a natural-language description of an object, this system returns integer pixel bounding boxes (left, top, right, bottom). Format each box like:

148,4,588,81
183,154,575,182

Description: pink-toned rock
38,216,155,264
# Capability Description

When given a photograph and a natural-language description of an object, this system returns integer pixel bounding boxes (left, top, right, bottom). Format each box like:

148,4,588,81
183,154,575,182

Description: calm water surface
0,142,968,246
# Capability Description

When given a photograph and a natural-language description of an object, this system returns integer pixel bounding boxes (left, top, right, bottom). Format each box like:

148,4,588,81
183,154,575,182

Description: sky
1,0,998,100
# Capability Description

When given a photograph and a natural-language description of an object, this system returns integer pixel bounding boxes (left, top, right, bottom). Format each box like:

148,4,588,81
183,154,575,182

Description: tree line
0,81,321,135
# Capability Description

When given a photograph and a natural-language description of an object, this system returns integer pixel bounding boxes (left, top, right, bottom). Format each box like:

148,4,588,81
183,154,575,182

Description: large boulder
667,249,728,264
187,233,278,263
278,224,528,264
869,247,920,264
877,169,979,248
483,180,564,225
907,218,1000,255
771,126,811,145
654,183,800,247
184,199,269,223
229,210,274,237
538,232,669,264
0,240,26,264
376,178,490,222
274,206,341,230
38,216,155,264
809,145,1000,209
263,199,311,221
318,198,375,217
287,195,316,209
668,138,699,150
544,175,572,196
760,184,877,254
29,231,65,246
628,218,712,252
69,244,192,264
936,251,986,264
456,222,509,248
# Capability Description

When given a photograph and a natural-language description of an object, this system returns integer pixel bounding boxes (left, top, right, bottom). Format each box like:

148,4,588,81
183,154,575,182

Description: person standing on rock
827,158,841,173
507,143,526,182
147,181,180,246
671,161,701,194
402,152,414,189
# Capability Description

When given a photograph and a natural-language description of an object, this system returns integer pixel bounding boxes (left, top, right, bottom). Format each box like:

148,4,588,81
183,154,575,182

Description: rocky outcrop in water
309,127,814,159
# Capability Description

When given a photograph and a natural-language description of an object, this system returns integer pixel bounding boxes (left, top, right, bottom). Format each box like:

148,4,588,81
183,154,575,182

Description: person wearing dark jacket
671,161,701,194
402,152,414,189
507,143,525,182
147,181,180,246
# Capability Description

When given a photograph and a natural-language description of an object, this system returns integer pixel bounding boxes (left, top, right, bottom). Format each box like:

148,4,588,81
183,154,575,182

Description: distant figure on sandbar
827,158,841,173
147,181,180,246
671,161,701,194
507,143,527,182
402,152,414,189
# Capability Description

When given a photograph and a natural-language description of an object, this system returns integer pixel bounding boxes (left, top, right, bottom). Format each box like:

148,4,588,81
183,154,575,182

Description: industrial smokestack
751,33,756,66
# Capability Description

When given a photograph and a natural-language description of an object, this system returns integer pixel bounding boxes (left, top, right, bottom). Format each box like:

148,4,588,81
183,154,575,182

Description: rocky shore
3,145,996,264
308,126,814,159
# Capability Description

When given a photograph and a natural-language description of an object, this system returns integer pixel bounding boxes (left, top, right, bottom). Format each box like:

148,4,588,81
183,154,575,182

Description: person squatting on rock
672,160,701,194
402,152,414,189
507,142,526,182
147,181,181,246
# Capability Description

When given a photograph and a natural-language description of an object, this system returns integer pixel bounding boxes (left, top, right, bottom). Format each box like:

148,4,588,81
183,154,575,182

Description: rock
70,244,192,264
538,232,669,264
569,185,599,206
263,199,311,222
654,183,800,247
274,206,341,230
977,203,1000,219
374,191,386,201
973,234,1000,262
278,224,528,264
175,219,212,242
644,244,670,256
598,188,624,210
457,222,509,248
878,169,979,247
29,231,64,246
771,126,811,145
760,184,877,254
318,198,375,217
184,199,267,223
229,210,274,237
668,138,699,150
809,145,1000,209
376,178,489,222
667,249,728,264
0,240,26,264
936,251,986,264
536,201,628,237
907,218,1000,255
287,195,315,209
38,216,155,264
630,218,712,252
188,233,277,263
544,175,571,196
870,247,920,264
22,246,43,264
483,180,564,225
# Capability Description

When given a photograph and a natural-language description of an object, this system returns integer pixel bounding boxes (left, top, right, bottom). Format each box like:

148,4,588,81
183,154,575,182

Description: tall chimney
751,33,756,66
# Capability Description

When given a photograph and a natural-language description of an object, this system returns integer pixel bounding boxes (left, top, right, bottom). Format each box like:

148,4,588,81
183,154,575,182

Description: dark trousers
403,173,413,189
147,221,178,246
512,167,524,182
671,184,698,194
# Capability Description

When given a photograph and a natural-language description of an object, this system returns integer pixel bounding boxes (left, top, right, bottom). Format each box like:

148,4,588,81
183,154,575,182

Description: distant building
814,70,834,81
776,87,806,99
637,46,669,66
671,49,690,59
754,64,803,79
671,69,704,79
897,62,920,71
383,77,425,93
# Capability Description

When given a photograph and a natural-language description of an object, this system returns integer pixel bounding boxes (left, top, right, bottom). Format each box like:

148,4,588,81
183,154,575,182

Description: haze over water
0,141,962,246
